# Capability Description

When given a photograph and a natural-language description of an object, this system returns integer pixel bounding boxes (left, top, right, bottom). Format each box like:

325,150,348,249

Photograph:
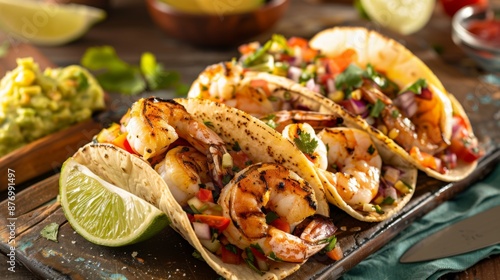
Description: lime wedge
59,158,170,247
359,0,435,35
0,0,106,46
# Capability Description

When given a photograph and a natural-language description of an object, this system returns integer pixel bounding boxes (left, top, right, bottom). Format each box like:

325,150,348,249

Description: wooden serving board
0,149,498,279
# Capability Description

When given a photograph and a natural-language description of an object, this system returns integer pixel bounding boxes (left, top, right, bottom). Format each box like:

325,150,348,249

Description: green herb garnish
265,211,280,224
335,64,364,92
81,46,185,95
367,145,375,155
40,222,59,242
402,78,427,95
370,99,386,117
293,132,318,155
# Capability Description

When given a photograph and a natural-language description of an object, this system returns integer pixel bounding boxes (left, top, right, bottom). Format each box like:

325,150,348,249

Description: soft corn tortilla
309,26,478,182
218,72,418,222
70,97,334,279
72,144,300,280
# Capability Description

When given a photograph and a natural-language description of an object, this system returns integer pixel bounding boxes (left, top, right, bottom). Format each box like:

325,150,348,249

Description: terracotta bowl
145,0,290,47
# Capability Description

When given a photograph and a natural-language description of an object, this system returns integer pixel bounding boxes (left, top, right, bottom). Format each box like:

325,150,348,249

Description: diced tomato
122,138,136,154
326,245,343,261
449,126,483,163
270,217,291,233
302,48,319,62
249,246,267,260
287,37,308,48
196,188,214,203
193,214,230,233
221,245,242,264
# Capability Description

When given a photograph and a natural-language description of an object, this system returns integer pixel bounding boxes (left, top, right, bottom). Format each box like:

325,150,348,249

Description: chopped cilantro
76,71,89,91
243,40,273,67
40,222,59,242
225,244,238,254
370,99,386,117
402,78,427,95
367,145,375,155
265,211,280,224
192,250,204,261
382,196,395,205
268,252,283,261
374,204,385,214
232,142,241,151
204,121,214,128
293,131,318,155
321,236,337,253
391,109,400,118
335,64,364,92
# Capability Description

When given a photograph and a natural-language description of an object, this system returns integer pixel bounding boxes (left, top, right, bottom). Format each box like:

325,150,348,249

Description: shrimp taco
72,97,340,279
194,27,481,182
188,67,418,222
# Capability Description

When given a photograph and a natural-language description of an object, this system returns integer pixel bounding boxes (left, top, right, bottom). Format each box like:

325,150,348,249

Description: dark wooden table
1,0,499,279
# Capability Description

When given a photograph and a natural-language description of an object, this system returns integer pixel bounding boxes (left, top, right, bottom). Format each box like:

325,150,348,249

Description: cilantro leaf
81,46,184,95
140,52,180,91
402,78,427,94
293,132,318,155
370,99,386,118
40,222,59,242
335,64,364,92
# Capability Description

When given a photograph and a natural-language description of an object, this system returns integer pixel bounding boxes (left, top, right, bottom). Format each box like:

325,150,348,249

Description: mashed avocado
0,57,105,157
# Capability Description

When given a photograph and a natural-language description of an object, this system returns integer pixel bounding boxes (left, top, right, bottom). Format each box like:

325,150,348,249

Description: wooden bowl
145,0,290,47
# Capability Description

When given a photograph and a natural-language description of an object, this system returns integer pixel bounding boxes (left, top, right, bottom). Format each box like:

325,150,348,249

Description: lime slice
359,0,435,35
59,158,170,247
0,0,106,46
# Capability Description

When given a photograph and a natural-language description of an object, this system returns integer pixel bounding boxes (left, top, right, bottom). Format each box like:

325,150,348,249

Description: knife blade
400,204,500,263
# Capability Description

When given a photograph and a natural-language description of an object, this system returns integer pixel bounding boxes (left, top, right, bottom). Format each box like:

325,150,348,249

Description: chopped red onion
193,222,211,240
288,66,302,82
385,186,398,201
394,92,418,118
339,99,368,116
326,78,336,93
306,78,316,91
383,166,401,185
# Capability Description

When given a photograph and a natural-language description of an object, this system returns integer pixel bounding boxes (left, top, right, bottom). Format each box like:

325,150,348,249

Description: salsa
467,18,500,45
0,58,105,156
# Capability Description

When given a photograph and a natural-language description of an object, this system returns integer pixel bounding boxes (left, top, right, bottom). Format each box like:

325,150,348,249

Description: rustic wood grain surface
1,0,499,279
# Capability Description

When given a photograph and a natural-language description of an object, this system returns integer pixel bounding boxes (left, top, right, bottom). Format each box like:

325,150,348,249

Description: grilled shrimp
281,123,328,170
123,97,232,188
318,127,382,207
360,83,446,155
155,146,212,206
264,110,341,133
191,61,243,101
219,163,337,263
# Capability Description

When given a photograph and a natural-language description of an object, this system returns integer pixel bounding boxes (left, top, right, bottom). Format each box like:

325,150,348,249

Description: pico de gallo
238,34,483,174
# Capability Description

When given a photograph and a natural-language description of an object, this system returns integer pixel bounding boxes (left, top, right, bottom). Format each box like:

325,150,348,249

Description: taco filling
93,97,341,275
235,34,482,174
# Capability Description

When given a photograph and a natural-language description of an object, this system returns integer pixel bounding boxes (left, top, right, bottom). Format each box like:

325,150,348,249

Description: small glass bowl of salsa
452,3,500,84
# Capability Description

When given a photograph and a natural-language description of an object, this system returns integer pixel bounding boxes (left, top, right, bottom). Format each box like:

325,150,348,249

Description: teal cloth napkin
342,164,500,280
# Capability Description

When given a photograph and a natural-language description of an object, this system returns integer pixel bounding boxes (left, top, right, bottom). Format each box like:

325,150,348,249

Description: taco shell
308,27,478,182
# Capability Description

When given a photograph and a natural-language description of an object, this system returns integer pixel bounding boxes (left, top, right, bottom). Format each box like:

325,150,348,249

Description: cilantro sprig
294,132,319,155
81,46,187,95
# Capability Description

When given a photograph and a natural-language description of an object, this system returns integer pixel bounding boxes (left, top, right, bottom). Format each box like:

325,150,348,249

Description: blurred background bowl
145,0,290,48
452,3,500,77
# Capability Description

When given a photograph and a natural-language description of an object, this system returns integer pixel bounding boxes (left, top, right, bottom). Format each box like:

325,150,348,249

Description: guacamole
0,57,105,157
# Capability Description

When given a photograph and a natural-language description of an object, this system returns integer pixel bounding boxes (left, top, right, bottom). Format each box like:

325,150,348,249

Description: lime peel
359,0,435,35
59,158,170,247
